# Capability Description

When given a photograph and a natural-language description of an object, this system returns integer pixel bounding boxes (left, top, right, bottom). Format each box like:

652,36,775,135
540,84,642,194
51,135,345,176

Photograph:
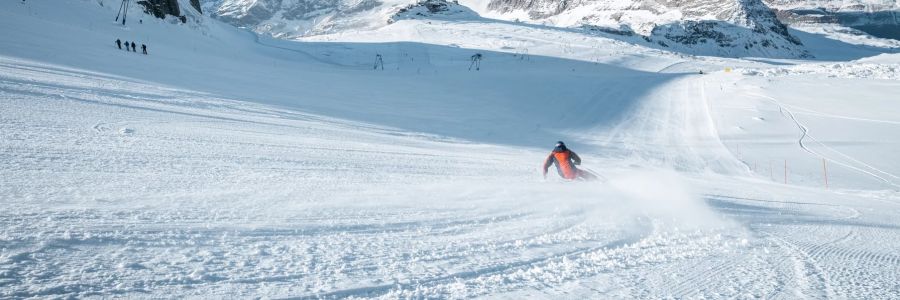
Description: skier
130,41,136,52
373,54,383,70
116,39,122,50
469,53,482,71
141,44,147,55
542,141,595,180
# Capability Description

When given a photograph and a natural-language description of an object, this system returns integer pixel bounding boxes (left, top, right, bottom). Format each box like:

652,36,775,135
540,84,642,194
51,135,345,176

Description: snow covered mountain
200,0,480,37
474,0,809,57
200,0,411,38
389,0,480,23
201,0,810,57
764,0,900,40
137,0,203,22
765,0,898,12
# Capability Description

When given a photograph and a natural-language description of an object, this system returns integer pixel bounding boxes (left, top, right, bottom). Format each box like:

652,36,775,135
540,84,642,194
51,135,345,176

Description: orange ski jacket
543,147,581,179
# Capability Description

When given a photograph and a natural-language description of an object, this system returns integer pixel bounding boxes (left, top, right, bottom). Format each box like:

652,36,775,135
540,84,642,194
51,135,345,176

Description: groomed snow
2,0,899,298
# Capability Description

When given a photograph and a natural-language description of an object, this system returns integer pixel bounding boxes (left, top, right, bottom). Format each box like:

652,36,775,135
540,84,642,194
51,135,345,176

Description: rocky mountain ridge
137,0,202,22
196,0,896,57
489,0,808,57
764,0,900,39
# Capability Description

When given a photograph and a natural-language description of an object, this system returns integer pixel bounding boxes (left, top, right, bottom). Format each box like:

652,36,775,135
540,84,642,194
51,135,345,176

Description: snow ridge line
747,92,900,190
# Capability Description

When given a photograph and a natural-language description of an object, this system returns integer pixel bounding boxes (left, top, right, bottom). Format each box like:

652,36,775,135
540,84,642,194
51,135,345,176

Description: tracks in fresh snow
762,231,835,299
4,47,900,299
1,59,749,298
593,75,747,175
748,92,900,189
708,192,900,299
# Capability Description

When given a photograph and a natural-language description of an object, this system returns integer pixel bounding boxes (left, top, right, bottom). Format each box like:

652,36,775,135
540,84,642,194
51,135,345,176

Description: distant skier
130,41,136,52
542,141,596,181
373,54,383,70
469,53,482,71
116,39,122,50
141,44,147,55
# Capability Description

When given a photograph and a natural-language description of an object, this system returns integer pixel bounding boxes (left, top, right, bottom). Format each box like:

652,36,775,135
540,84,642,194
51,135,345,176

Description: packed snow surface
741,62,900,80
2,0,900,298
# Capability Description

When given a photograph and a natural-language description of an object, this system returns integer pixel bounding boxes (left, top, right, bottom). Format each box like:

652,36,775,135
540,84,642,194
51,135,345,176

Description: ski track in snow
3,56,900,298
710,193,900,299
3,1,900,298
747,92,900,189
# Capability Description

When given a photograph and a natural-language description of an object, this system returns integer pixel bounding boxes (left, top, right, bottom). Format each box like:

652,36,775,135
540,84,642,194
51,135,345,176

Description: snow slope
2,0,900,298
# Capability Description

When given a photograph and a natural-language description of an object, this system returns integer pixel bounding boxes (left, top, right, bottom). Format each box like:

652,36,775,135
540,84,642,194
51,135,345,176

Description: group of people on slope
116,39,147,55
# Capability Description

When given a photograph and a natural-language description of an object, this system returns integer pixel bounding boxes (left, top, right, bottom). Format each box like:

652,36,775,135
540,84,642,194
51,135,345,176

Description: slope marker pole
784,159,788,184
823,158,829,189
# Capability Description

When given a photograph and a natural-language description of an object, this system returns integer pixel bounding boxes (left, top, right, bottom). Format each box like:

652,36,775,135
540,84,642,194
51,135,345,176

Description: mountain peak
390,0,480,23
477,0,809,57
201,0,817,57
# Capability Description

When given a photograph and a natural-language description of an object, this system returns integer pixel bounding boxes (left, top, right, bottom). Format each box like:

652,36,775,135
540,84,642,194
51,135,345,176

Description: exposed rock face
390,0,479,23
191,0,202,13
138,0,182,19
137,0,202,22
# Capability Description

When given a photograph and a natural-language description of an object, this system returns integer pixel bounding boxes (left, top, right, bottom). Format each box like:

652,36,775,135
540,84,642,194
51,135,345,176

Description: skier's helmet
556,141,565,147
